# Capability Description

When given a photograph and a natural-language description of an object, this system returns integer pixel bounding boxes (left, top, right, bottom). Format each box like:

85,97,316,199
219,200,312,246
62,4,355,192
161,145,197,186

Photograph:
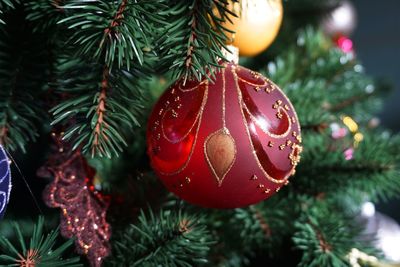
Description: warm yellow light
342,116,358,133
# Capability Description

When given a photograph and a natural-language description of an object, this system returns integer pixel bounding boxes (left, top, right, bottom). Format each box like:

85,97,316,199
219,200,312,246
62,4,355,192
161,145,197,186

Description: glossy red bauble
147,62,302,208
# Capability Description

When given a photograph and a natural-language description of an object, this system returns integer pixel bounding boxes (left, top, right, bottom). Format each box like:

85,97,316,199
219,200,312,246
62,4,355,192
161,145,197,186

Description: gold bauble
222,0,283,57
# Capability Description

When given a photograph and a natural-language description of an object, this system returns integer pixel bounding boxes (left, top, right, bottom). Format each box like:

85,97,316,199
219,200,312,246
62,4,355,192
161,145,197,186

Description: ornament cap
221,45,239,64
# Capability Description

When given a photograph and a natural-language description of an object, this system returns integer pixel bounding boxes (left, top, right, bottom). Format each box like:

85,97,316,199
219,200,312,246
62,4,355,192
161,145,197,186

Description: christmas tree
1,0,399,266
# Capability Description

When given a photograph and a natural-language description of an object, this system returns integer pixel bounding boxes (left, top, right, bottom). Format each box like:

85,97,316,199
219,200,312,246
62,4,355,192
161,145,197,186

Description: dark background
353,0,400,221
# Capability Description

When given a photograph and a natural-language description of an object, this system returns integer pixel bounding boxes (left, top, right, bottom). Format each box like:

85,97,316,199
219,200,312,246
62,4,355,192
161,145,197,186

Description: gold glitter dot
292,131,297,137
276,112,283,119
250,175,258,180
284,180,289,185
258,184,265,188
272,103,279,109
276,187,281,192
185,177,191,184
158,109,163,115
268,141,274,147
264,189,271,194
291,117,296,123
284,104,289,110
279,144,285,150
254,86,260,91
277,100,282,105
286,140,292,146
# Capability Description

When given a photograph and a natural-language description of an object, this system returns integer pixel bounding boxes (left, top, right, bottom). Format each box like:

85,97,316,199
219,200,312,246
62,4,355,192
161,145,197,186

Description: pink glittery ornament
330,123,348,139
344,147,354,161
336,35,354,54
38,132,111,267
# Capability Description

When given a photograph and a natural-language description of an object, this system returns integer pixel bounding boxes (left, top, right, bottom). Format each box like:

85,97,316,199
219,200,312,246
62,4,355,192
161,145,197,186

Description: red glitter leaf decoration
38,133,111,267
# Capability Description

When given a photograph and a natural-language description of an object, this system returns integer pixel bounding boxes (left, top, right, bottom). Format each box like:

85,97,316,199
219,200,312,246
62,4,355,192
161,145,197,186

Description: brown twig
328,94,369,112
92,67,109,156
301,122,329,133
254,209,272,238
308,219,332,253
102,0,128,44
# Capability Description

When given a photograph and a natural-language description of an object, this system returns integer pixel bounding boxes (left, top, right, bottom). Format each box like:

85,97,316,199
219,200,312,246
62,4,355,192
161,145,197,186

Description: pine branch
109,208,215,266
51,56,146,158
292,131,400,202
293,204,376,267
227,198,292,254
0,10,49,152
0,0,17,24
59,0,165,69
25,0,66,33
0,216,82,266
265,28,381,127
158,0,237,82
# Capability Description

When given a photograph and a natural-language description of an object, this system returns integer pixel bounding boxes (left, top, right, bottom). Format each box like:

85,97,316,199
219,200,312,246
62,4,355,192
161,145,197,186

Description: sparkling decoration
220,0,283,56
330,116,364,161
0,145,11,219
38,132,111,267
335,35,354,54
147,61,302,208
322,0,357,37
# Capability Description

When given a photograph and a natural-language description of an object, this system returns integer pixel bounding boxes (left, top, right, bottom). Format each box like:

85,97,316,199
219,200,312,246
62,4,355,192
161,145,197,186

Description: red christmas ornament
147,62,302,208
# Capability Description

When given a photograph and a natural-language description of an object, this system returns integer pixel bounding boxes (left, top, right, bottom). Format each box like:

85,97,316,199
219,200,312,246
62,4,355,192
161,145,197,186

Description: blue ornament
0,145,11,219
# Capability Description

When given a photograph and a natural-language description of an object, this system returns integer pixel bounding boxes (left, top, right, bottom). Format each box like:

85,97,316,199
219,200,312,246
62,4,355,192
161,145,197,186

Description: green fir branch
51,56,146,158
293,130,400,202
265,28,382,128
0,217,82,266
109,208,215,266
0,0,17,24
24,0,66,33
293,203,376,267
158,0,237,82
58,0,165,70
228,198,292,254
0,13,48,152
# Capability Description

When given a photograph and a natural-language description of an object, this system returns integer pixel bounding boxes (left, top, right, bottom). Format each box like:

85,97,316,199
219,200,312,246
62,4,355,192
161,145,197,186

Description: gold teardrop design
204,128,237,186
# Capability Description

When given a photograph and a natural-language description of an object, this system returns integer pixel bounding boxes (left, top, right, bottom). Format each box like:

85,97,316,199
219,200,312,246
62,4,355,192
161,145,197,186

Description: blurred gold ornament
221,0,283,56
342,115,363,148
